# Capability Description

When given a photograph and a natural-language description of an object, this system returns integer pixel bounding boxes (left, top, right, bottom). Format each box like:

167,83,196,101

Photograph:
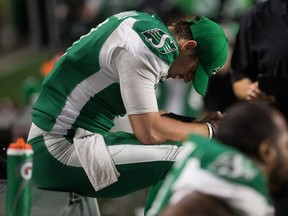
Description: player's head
168,16,228,96
216,102,288,197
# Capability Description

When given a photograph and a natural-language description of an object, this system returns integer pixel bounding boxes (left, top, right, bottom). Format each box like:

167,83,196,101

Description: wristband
210,122,216,135
205,122,215,139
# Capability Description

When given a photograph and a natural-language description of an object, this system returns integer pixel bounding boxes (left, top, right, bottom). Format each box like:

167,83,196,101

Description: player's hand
246,82,276,103
201,111,223,122
201,111,223,129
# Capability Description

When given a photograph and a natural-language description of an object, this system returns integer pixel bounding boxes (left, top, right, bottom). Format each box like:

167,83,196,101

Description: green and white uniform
27,11,184,198
147,135,274,216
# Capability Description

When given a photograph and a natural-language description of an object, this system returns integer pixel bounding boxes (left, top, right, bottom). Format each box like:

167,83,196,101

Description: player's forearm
155,115,209,142
129,112,209,144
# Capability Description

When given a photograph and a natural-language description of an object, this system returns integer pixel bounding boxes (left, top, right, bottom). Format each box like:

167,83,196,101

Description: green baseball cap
188,16,228,96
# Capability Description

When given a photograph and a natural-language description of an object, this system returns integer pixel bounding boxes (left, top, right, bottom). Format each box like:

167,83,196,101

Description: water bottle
6,138,33,216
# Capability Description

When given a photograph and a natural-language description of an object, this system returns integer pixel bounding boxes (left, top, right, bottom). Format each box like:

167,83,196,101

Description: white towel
73,128,120,191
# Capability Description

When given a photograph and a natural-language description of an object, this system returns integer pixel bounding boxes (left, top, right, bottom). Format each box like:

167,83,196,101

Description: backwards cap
188,16,228,96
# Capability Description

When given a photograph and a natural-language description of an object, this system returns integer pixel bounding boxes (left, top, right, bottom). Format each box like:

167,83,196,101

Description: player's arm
129,113,202,143
129,112,220,144
160,192,236,216
115,48,221,144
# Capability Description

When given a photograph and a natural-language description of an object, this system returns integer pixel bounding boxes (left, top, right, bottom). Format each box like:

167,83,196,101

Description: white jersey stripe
51,69,114,134
108,144,183,165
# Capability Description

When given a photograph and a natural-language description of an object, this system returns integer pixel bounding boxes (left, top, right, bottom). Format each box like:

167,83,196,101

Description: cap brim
193,63,209,96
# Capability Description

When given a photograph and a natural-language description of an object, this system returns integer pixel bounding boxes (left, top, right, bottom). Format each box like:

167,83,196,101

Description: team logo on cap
211,65,224,75
142,28,177,54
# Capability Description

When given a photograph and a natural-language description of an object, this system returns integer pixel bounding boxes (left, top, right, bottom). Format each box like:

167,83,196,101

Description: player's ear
181,40,197,51
258,140,276,164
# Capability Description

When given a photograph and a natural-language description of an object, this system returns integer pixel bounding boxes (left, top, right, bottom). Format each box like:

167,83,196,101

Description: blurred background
0,0,266,215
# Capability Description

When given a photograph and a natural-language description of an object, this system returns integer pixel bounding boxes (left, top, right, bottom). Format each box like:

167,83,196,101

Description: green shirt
32,11,179,136
147,135,273,216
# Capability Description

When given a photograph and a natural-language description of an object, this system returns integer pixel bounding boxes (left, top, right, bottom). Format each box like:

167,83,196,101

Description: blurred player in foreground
147,103,288,216
27,10,228,198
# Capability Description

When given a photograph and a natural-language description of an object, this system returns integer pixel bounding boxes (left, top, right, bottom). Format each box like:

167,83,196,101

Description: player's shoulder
185,135,263,184
106,11,179,65
182,135,269,200
124,11,179,65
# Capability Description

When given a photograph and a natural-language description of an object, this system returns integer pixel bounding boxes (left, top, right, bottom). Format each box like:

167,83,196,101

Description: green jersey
147,135,274,216
32,11,178,136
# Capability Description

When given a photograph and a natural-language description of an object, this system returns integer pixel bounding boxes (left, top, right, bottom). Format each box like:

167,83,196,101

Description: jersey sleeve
113,48,159,115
